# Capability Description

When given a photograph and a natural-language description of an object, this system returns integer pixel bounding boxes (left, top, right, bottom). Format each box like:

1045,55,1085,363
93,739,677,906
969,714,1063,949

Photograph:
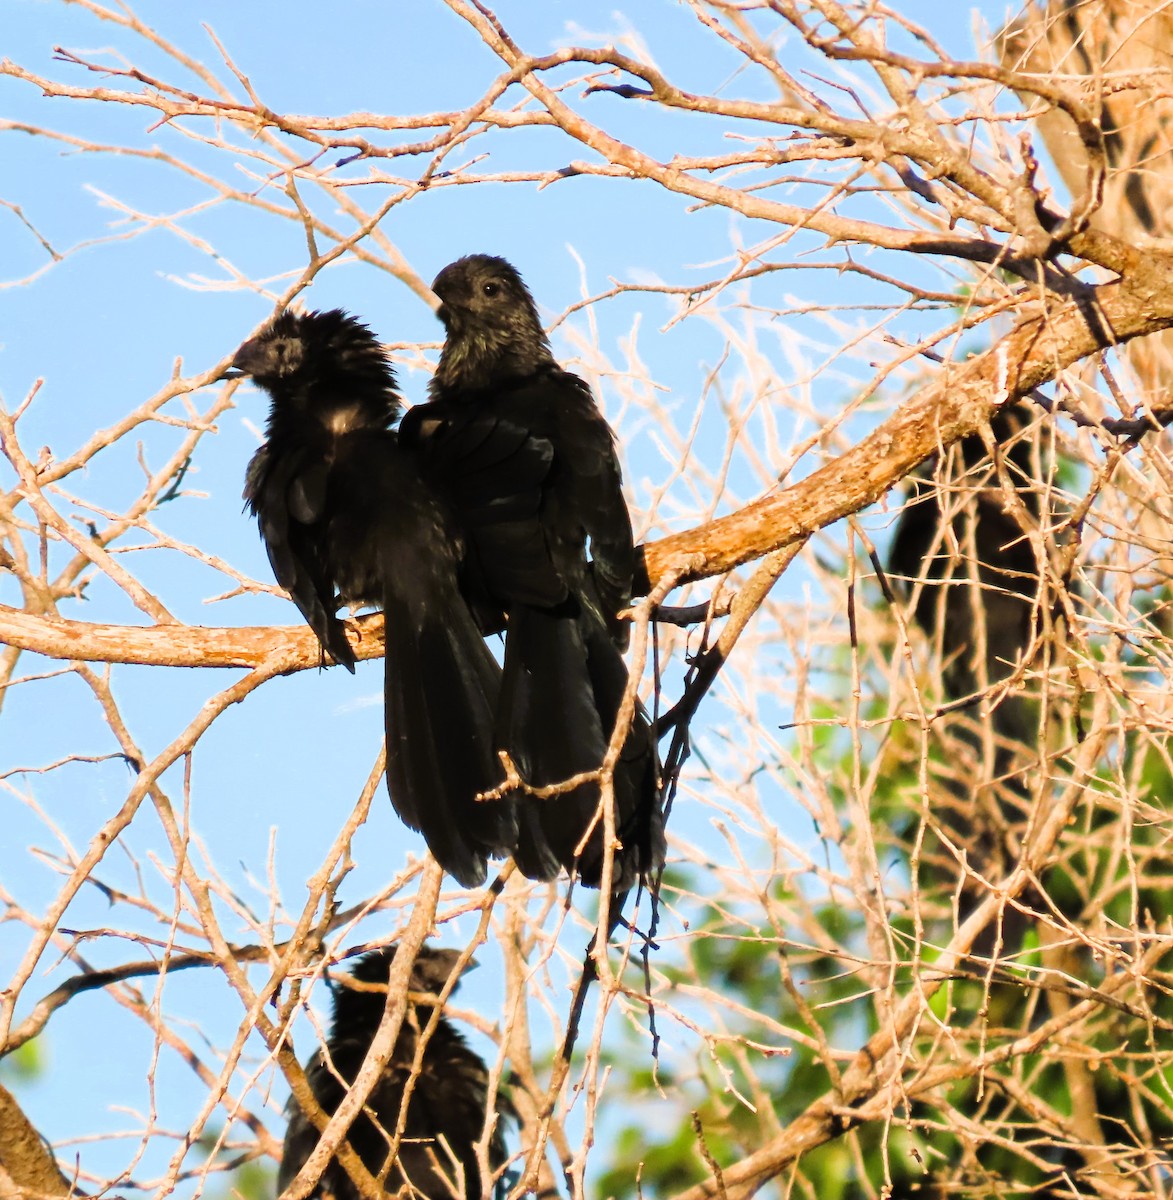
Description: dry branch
6,244,1173,670
0,1084,73,1200
5,4,1173,1199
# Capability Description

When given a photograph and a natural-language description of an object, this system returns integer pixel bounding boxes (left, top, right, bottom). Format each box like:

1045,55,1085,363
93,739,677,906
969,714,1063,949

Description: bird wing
540,369,637,648
244,442,356,670
400,400,567,616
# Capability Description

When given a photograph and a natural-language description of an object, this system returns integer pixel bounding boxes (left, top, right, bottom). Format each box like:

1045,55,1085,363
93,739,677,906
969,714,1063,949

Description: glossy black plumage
277,946,510,1200
234,309,517,886
400,256,664,890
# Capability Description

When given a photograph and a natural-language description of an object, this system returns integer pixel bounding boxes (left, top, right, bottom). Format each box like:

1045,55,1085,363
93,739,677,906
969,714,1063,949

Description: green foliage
192,1125,275,1200
0,1037,46,1082
597,541,1173,1199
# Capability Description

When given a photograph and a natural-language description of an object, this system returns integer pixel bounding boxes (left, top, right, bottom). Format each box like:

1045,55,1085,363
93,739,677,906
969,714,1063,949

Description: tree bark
4,236,1172,670
0,1083,73,1200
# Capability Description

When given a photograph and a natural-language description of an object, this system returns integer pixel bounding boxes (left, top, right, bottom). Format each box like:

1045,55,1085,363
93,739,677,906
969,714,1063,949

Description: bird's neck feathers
327,987,444,1046
264,368,399,442
328,989,385,1045
432,318,554,394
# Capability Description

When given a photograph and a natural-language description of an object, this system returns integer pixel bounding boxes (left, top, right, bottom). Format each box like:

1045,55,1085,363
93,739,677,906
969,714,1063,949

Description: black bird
887,402,1059,893
399,255,664,891
277,945,510,1200
233,308,520,887
888,403,1044,769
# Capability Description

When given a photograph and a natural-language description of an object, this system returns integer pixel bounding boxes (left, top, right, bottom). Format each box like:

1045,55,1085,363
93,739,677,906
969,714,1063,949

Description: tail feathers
501,606,663,890
613,707,665,888
383,584,516,887
580,616,665,888
499,607,604,880
510,802,562,883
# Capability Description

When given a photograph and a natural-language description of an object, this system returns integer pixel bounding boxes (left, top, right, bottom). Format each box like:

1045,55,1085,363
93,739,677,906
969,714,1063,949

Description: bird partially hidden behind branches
400,255,665,891
277,945,511,1200
887,402,1061,872
232,309,536,886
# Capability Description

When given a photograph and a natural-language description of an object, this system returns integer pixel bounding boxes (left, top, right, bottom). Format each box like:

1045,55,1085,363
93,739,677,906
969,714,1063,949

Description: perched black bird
888,403,1044,769
278,945,510,1200
233,309,519,886
400,255,664,891
887,403,1060,896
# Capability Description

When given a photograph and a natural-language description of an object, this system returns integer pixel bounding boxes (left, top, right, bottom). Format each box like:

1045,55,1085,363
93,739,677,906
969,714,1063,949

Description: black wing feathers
542,369,636,648
234,309,514,886
244,442,356,671
418,254,665,890
400,403,565,620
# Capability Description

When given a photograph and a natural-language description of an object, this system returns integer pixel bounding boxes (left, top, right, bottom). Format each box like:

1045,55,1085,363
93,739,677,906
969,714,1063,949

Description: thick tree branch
0,1083,73,1200
5,250,1169,670
642,249,1173,585
0,605,385,670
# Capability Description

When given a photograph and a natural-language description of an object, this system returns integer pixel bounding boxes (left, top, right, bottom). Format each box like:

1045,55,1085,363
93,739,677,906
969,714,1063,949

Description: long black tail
382,579,517,887
500,604,663,890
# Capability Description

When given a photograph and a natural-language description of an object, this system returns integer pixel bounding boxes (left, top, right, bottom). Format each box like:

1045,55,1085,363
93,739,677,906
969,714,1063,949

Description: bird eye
482,281,500,297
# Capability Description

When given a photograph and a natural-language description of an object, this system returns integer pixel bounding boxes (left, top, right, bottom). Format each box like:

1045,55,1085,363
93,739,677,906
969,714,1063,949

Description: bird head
230,310,312,383
431,255,552,389
348,944,473,998
229,309,401,428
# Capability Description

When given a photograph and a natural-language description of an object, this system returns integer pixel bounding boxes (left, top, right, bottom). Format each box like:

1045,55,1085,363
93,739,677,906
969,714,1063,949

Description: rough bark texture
0,1084,73,1200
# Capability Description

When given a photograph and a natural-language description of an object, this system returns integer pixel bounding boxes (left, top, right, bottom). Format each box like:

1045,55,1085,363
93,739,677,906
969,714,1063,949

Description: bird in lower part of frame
399,255,665,891
232,308,522,887
277,945,511,1200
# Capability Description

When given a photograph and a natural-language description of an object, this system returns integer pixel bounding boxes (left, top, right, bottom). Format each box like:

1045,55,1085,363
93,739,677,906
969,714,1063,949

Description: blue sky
1,1,1029,1193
